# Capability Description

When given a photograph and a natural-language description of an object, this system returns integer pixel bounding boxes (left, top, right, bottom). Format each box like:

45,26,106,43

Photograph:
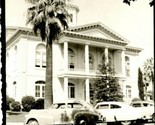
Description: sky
70,0,154,68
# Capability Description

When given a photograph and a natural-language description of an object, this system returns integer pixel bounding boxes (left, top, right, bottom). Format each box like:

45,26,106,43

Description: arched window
35,44,46,68
126,85,131,98
68,48,75,69
125,56,130,76
68,83,75,98
35,81,45,98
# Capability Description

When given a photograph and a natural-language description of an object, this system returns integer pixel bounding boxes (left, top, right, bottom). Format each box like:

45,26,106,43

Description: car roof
53,100,86,104
131,100,154,104
95,101,128,105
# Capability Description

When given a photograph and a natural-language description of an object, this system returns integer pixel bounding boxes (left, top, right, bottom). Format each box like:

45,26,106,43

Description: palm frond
46,17,62,43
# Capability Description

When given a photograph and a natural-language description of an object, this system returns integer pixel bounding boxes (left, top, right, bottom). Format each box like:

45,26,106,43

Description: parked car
130,100,155,122
24,100,101,125
94,101,142,125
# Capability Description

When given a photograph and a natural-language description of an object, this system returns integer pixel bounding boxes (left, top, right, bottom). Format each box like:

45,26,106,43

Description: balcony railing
58,68,98,78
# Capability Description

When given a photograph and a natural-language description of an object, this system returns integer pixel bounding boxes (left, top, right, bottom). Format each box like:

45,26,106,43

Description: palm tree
26,0,69,108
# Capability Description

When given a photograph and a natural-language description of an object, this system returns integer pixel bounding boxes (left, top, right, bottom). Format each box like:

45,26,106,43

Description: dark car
25,100,101,125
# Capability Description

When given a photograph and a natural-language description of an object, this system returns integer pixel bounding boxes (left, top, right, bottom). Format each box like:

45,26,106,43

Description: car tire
28,120,39,125
75,117,88,125
120,121,131,125
152,113,155,122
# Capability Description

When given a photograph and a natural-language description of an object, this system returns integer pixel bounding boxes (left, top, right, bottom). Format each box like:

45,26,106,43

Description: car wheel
75,117,88,125
28,120,39,125
120,121,131,125
152,113,155,122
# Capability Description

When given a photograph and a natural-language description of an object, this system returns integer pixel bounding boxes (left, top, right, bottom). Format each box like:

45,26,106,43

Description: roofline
125,46,143,53
6,26,38,46
60,30,128,46
68,22,131,43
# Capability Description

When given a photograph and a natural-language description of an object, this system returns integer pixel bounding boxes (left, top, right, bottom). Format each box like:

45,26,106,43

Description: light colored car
94,101,142,125
24,100,101,125
130,100,155,122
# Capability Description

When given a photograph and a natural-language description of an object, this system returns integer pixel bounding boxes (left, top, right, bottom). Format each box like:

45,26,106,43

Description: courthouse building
6,0,142,103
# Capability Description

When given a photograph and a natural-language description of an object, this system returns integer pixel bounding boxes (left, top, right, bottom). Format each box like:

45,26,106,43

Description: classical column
64,41,68,72
64,77,68,101
85,44,89,73
104,47,109,64
121,49,125,76
85,79,90,103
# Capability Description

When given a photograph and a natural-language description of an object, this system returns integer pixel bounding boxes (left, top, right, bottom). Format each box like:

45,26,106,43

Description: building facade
6,0,142,104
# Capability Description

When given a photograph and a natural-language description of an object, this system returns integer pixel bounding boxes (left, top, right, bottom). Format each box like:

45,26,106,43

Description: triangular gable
69,22,130,43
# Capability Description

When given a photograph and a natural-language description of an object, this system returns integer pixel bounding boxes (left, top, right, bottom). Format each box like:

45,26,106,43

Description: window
83,53,94,70
110,104,121,109
35,44,46,68
132,103,141,107
68,48,75,69
125,56,130,76
68,83,75,98
89,53,94,69
126,85,131,98
35,81,45,98
96,104,109,109
72,103,83,108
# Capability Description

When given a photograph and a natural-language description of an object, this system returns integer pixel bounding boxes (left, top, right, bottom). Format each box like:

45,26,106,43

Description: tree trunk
45,43,53,108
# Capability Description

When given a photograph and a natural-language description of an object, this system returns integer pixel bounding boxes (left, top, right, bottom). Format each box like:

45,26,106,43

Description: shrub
33,98,44,109
21,96,35,112
6,96,15,110
10,101,21,112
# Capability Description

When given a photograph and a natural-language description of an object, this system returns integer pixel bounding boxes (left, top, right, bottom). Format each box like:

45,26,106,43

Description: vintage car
24,100,101,125
130,100,155,122
94,101,142,125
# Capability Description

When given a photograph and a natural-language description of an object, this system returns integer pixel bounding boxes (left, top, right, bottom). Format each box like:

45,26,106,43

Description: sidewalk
7,123,24,125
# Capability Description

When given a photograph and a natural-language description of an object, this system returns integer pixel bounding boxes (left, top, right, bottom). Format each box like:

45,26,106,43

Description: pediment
69,22,129,43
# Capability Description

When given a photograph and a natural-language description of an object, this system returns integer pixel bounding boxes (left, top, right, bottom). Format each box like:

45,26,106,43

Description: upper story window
35,44,46,68
89,53,94,69
125,56,130,76
68,48,75,69
68,83,75,98
35,81,45,98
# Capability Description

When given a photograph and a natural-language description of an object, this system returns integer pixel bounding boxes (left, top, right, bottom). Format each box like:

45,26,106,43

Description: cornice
60,30,128,46
6,26,38,47
125,46,143,53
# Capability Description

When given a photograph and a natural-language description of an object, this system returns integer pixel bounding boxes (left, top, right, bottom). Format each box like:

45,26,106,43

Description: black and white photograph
1,0,154,125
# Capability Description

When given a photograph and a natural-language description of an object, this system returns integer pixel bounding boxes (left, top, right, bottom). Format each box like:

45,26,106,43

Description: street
6,122,155,125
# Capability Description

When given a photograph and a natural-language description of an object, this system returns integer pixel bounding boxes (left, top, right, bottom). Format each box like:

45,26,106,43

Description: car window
58,104,66,109
150,103,154,106
96,104,109,109
143,103,149,107
110,104,121,109
132,103,141,107
72,103,83,108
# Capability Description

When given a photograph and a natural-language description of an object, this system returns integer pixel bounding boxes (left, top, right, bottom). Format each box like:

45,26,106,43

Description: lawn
6,111,28,123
